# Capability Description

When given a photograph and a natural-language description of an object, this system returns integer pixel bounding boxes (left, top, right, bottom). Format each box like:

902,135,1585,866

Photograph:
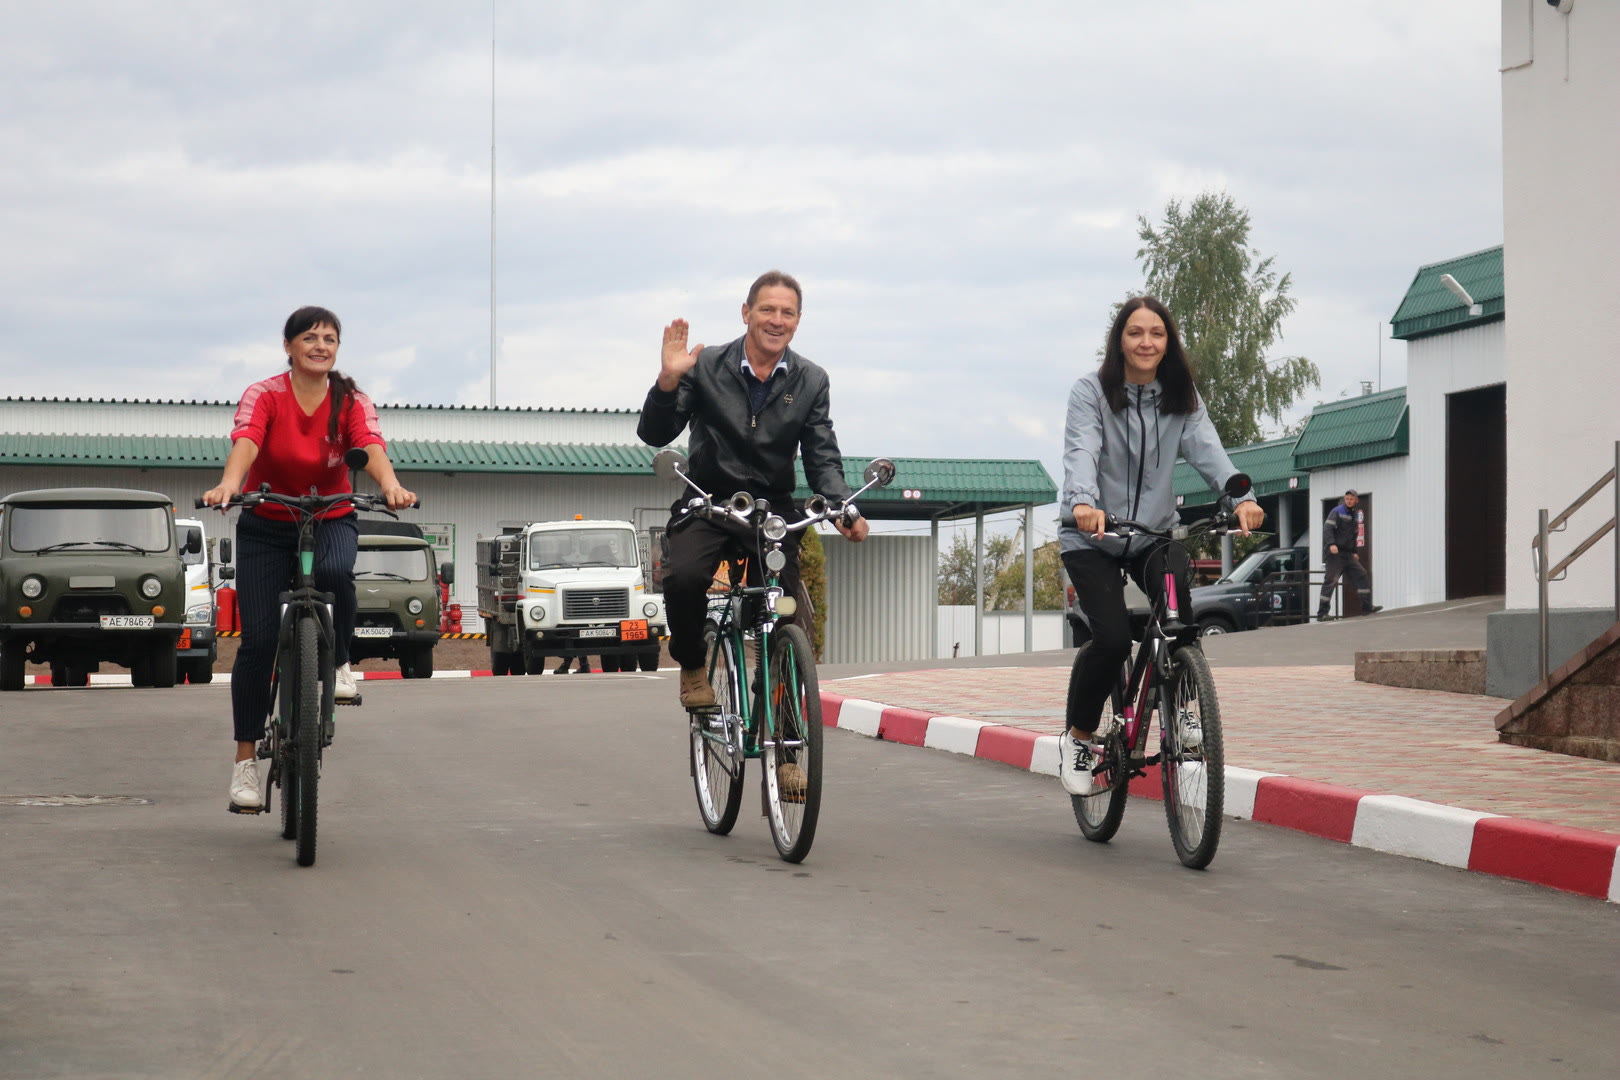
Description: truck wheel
638,650,660,672
1198,615,1236,638
398,652,416,679
598,654,621,673
0,645,22,691
524,651,548,676
413,643,435,679
189,662,214,685
130,654,152,688
149,645,178,688
50,662,69,688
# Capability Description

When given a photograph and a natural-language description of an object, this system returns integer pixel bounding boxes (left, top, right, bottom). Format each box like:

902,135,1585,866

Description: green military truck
350,520,453,679
0,487,191,690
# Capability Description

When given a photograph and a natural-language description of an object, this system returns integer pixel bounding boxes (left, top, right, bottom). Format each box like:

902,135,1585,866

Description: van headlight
21,576,45,600
407,598,424,614
186,603,212,625
140,576,162,599
642,602,659,618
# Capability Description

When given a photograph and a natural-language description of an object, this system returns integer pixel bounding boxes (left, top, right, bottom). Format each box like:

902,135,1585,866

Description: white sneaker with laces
1179,713,1203,750
334,663,358,700
1058,733,1097,797
230,759,263,809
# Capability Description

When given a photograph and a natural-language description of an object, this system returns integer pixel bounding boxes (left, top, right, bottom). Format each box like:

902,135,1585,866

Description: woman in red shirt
202,306,415,812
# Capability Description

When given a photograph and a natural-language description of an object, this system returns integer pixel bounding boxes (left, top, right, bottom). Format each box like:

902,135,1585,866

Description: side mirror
218,565,236,582
439,561,455,586
653,449,689,484
344,447,370,469
863,457,896,489
1224,473,1252,499
218,538,232,564
184,530,202,555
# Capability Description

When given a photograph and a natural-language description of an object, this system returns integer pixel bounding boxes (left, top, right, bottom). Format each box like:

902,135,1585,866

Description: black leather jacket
637,337,854,507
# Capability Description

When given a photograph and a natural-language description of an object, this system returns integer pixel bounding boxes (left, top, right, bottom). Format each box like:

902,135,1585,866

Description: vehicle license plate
579,627,616,639
618,619,649,642
354,627,393,638
100,615,154,629
176,629,191,650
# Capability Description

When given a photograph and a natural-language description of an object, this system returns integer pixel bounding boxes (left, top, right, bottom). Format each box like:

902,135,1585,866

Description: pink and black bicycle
1066,473,1252,869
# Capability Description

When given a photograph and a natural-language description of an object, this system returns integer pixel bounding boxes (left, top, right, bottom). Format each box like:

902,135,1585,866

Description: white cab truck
173,517,233,684
476,518,667,676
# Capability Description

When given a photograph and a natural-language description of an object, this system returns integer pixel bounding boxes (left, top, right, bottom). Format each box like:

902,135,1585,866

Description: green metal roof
1389,246,1504,340
1173,436,1308,509
0,436,1055,520
0,395,635,415
1291,388,1409,470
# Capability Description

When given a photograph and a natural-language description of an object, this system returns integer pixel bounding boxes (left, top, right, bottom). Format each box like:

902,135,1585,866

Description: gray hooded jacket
1059,371,1249,558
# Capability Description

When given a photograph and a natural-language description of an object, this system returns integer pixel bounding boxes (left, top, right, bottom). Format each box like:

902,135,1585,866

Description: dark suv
1186,544,1309,637
0,488,191,689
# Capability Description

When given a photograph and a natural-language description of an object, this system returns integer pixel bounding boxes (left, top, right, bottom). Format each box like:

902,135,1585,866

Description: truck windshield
355,548,430,582
529,529,638,570
1219,549,1273,584
8,505,173,554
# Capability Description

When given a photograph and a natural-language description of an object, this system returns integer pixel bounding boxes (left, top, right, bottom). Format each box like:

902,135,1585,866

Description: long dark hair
283,305,363,442
1099,295,1198,414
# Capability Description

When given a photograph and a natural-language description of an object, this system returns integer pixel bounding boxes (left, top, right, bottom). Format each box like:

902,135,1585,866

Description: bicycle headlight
139,576,162,599
642,601,658,618
407,598,424,615
20,576,45,600
762,514,788,541
764,548,786,573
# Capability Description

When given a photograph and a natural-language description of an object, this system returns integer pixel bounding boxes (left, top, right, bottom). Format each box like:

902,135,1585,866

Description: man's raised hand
657,319,703,392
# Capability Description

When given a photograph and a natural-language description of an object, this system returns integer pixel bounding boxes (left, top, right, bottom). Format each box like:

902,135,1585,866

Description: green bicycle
654,450,895,863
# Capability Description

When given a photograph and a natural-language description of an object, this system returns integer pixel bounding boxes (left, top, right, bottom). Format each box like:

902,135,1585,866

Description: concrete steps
1494,621,1620,763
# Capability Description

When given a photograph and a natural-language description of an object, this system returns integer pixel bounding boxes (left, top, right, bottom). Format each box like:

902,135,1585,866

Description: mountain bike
653,450,895,862
1066,473,1251,870
200,475,411,866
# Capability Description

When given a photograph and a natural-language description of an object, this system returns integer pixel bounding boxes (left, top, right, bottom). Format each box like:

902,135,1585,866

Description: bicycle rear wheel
293,617,321,867
762,623,822,863
1160,645,1224,869
1069,645,1130,841
690,627,744,835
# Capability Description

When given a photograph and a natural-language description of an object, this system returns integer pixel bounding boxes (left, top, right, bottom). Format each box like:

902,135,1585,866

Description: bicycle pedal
227,802,267,815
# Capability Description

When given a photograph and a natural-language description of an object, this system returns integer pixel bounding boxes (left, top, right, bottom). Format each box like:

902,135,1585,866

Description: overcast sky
0,2,1501,540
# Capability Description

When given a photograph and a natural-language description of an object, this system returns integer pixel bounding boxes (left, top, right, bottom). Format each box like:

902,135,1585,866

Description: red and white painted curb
822,691,1620,904
20,668,673,687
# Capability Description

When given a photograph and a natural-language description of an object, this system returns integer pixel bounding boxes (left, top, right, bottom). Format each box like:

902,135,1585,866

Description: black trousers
661,515,803,671
1318,552,1372,615
230,511,359,743
1060,541,1192,735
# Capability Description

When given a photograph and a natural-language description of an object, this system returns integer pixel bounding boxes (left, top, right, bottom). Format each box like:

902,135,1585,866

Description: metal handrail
1532,441,1620,682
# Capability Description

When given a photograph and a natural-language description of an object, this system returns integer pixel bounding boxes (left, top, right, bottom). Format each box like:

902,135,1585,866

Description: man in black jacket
1317,489,1380,618
638,270,869,709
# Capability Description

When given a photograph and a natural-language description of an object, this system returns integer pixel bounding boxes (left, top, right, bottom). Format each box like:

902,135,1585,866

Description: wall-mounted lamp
1438,273,1484,317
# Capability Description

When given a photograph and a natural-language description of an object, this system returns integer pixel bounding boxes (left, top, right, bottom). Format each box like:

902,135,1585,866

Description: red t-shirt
230,373,387,521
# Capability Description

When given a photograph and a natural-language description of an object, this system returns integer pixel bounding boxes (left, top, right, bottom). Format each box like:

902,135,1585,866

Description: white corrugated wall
821,534,934,664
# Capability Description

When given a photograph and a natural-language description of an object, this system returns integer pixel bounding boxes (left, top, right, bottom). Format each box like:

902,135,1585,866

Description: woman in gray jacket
1057,296,1263,796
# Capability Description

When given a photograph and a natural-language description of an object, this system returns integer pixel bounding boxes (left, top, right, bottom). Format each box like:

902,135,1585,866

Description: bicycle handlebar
1100,511,1240,541
196,489,416,517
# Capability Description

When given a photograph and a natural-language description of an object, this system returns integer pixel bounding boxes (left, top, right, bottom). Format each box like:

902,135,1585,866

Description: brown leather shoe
679,667,716,709
776,762,807,803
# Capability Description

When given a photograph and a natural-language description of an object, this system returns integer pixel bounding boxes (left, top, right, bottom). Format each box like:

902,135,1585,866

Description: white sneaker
229,759,263,810
1179,713,1203,750
1058,733,1097,796
334,663,358,700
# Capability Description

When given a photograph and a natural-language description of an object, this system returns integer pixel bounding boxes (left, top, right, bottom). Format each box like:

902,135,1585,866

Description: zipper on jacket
1131,387,1148,521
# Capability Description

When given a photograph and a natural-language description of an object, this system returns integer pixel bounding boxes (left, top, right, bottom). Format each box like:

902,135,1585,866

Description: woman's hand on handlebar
380,483,417,511
1234,500,1264,536
1072,503,1107,539
199,481,241,511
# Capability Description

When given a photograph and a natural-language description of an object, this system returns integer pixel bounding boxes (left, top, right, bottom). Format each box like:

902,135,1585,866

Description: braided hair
283,305,364,443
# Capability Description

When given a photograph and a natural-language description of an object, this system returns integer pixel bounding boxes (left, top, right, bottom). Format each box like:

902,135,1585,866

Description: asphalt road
2,669,1614,1079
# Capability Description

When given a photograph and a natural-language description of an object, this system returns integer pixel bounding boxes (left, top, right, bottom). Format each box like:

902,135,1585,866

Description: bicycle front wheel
293,617,321,867
1160,645,1224,869
762,623,822,863
690,628,744,835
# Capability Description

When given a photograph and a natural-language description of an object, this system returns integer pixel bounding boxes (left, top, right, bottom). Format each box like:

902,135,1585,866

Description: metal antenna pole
489,0,497,408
